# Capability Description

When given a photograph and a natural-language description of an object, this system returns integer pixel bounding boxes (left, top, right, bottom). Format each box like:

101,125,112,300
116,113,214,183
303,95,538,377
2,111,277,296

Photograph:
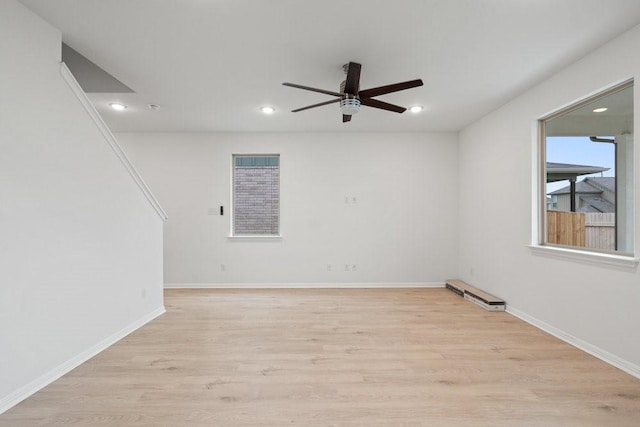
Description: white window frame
229,154,282,240
530,80,639,268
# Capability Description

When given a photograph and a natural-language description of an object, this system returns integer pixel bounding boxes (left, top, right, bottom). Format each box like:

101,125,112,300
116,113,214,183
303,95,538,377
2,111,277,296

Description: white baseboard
165,282,445,289
0,306,166,415
507,306,640,379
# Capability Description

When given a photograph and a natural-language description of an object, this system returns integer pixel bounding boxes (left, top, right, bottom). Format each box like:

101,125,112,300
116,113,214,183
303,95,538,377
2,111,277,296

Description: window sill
228,235,283,242
528,245,639,269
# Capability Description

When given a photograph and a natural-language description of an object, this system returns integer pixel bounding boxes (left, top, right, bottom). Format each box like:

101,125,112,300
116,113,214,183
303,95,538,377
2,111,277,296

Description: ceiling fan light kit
339,97,361,115
283,62,423,123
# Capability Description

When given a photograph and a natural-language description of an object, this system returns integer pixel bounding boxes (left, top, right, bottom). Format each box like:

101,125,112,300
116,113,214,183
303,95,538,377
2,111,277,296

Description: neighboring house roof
549,177,616,213
549,177,615,195
577,196,616,213
583,176,615,193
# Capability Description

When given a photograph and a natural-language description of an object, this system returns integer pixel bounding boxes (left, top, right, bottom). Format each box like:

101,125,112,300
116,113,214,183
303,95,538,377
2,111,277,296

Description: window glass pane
233,155,280,236
235,156,279,167
541,83,634,254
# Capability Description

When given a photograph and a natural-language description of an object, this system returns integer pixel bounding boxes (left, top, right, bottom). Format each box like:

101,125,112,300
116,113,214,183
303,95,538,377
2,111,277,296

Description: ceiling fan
283,62,423,123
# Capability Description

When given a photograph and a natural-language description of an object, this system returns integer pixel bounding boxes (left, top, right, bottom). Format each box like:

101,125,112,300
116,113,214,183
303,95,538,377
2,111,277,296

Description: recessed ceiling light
260,106,276,114
109,103,127,111
147,104,160,110
408,105,424,113
593,107,608,113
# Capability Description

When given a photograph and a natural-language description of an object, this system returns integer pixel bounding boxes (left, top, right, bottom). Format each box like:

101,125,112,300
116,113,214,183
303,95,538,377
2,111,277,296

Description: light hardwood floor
2,288,640,426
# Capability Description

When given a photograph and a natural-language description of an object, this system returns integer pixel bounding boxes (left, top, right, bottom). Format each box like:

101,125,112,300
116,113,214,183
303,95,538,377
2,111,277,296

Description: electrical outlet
221,264,227,272
327,264,332,271
351,264,357,271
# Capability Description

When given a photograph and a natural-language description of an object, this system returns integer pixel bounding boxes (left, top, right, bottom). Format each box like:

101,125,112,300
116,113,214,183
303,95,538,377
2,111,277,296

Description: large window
539,81,634,255
232,155,280,236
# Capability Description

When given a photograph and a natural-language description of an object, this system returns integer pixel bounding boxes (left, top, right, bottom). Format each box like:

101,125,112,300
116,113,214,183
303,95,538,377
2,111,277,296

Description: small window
539,81,634,254
232,155,280,236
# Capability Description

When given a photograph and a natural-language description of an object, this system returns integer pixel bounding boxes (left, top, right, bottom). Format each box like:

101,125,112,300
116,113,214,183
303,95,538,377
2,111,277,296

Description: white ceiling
19,0,640,133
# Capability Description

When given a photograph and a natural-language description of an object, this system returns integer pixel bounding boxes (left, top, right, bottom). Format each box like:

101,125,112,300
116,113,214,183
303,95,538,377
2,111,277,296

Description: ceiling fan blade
343,114,352,123
361,97,406,113
343,62,361,95
358,79,423,98
291,98,341,112
282,82,344,98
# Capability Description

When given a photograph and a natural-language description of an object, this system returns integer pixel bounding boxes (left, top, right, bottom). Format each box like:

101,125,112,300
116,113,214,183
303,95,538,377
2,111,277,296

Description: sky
546,136,615,193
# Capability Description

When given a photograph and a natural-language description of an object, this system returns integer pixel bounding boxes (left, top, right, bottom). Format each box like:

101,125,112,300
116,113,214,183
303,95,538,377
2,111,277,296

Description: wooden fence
547,210,585,247
585,212,615,251
547,211,615,251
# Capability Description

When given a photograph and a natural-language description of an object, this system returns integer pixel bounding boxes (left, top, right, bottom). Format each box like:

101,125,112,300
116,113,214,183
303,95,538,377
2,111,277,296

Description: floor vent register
445,279,506,311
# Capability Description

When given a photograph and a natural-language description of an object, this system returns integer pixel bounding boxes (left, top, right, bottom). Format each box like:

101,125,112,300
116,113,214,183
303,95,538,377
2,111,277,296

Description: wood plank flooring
1,288,640,426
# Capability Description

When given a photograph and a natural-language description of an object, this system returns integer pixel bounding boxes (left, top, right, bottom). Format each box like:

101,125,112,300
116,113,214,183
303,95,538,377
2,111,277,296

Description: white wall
458,24,640,374
117,132,458,286
0,0,165,412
